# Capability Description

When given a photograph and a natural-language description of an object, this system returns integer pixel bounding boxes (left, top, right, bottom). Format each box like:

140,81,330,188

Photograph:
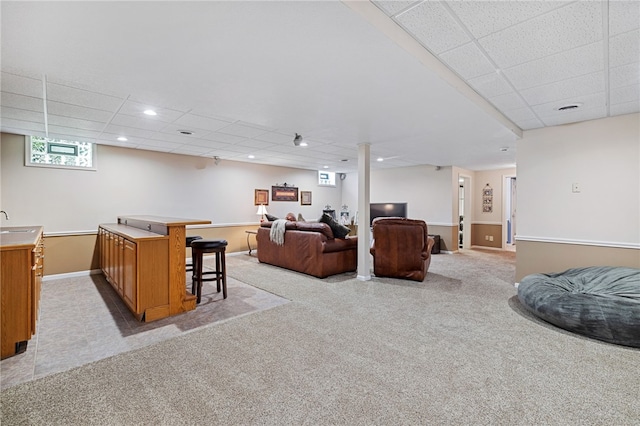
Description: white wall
0,134,343,232
342,164,455,226
517,114,639,246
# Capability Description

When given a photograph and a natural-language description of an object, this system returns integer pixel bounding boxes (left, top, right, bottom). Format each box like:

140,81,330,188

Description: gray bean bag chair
517,266,640,348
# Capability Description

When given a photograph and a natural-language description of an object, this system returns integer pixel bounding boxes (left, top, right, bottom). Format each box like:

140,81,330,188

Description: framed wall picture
254,189,269,206
301,191,312,205
272,185,298,202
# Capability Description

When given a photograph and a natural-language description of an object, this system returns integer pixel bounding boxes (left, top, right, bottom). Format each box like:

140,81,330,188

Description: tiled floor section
1,261,289,390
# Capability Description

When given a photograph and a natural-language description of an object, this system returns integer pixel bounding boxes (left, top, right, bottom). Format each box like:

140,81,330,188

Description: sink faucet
0,211,9,220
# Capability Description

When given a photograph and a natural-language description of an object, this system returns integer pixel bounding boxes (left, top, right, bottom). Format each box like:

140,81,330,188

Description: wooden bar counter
99,216,210,322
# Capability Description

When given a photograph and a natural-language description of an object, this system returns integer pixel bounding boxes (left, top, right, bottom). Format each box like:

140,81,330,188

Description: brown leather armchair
369,217,435,282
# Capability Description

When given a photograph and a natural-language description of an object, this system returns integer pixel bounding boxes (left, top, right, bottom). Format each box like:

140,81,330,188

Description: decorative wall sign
254,189,269,206
272,185,299,202
301,191,312,205
482,184,493,213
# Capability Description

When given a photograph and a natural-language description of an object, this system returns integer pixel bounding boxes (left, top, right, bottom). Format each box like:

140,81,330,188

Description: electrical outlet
489,236,494,241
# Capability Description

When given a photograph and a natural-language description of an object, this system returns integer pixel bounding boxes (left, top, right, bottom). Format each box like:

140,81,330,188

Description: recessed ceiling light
248,155,255,159
340,159,349,162
557,103,582,111
377,157,384,162
177,130,193,135
323,165,329,169
117,136,128,142
500,147,508,152
143,109,157,116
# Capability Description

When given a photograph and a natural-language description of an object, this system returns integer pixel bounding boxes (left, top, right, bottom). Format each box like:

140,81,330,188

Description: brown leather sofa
257,221,357,278
369,217,435,282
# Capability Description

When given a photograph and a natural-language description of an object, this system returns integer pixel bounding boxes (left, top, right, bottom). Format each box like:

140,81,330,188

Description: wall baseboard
516,236,639,249
43,269,102,282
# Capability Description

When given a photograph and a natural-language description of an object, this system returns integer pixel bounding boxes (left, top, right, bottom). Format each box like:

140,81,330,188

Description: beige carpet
2,250,638,425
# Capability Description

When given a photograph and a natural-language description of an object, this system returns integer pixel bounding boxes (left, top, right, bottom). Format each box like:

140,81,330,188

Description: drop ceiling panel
117,100,185,122
533,93,606,119
609,62,640,89
514,118,544,130
371,1,416,17
1,72,43,98
253,131,295,144
609,29,640,68
46,115,105,132
467,73,513,98
109,114,169,132
447,1,571,39
478,2,602,69
519,72,605,106
503,42,603,90
101,125,156,140
540,105,607,127
47,126,101,140
134,138,181,150
46,83,125,111
1,118,44,133
609,1,640,36
200,132,247,144
610,101,640,116
171,114,233,132
234,139,277,149
394,1,470,54
439,42,497,80
610,84,639,105
46,101,114,123
489,92,528,111
502,107,538,123
158,123,212,138
216,122,270,138
0,92,44,112
1,106,42,123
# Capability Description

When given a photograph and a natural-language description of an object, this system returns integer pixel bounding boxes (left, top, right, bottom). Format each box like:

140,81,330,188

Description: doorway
503,175,516,251
458,175,471,250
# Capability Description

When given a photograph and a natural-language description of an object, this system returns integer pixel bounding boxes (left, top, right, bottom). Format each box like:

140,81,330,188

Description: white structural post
357,142,371,281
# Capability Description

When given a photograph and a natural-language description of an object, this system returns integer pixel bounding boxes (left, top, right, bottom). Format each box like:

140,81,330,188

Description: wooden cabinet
122,239,137,310
1,226,44,359
99,216,210,322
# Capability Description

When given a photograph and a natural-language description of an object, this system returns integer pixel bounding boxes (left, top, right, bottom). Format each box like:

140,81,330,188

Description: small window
25,136,97,170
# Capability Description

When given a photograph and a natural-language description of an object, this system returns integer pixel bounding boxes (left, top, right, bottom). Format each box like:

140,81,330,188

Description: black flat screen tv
370,203,407,225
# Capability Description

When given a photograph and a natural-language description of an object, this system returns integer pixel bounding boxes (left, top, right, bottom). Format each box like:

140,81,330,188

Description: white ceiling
1,1,638,173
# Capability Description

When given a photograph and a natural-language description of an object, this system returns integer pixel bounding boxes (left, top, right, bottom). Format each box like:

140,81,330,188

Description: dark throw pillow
319,213,350,239
265,213,279,222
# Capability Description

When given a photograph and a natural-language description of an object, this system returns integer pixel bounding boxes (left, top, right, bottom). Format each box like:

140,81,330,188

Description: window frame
24,136,97,171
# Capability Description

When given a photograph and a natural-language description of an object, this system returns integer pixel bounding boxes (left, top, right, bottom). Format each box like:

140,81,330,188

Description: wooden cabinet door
123,239,137,311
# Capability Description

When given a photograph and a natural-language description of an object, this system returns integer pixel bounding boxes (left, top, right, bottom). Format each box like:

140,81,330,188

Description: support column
357,143,371,281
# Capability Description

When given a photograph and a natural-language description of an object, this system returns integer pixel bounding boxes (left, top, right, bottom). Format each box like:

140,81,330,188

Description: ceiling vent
557,103,582,111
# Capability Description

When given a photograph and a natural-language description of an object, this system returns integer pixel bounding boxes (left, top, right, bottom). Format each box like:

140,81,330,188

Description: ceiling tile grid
2,1,638,172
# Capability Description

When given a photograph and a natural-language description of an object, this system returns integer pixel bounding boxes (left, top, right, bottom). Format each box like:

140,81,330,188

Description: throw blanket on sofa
270,219,287,245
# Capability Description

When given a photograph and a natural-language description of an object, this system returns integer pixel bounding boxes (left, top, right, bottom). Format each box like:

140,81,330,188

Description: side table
245,230,258,255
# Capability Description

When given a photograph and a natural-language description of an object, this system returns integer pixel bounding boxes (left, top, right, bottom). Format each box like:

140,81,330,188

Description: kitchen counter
1,226,44,359
0,226,44,250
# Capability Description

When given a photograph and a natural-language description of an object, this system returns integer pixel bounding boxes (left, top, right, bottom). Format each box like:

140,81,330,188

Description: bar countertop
117,215,211,227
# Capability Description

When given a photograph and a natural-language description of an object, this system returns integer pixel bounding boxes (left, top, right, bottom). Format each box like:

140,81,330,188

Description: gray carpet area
2,250,638,425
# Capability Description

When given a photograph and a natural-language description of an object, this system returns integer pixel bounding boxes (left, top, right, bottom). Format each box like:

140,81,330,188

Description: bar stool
186,236,203,273
191,239,228,304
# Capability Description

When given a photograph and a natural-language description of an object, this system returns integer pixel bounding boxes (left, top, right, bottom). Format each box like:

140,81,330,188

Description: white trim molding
43,269,102,282
471,221,502,226
427,222,458,227
516,236,640,250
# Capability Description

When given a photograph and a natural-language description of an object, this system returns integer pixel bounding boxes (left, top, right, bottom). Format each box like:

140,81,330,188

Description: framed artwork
301,191,312,205
254,189,269,206
272,185,298,202
482,184,493,213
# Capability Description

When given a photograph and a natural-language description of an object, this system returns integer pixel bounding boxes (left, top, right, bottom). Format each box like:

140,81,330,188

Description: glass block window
25,136,96,170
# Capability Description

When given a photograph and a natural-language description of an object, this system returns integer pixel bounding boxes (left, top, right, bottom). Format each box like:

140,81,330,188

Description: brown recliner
369,217,435,282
